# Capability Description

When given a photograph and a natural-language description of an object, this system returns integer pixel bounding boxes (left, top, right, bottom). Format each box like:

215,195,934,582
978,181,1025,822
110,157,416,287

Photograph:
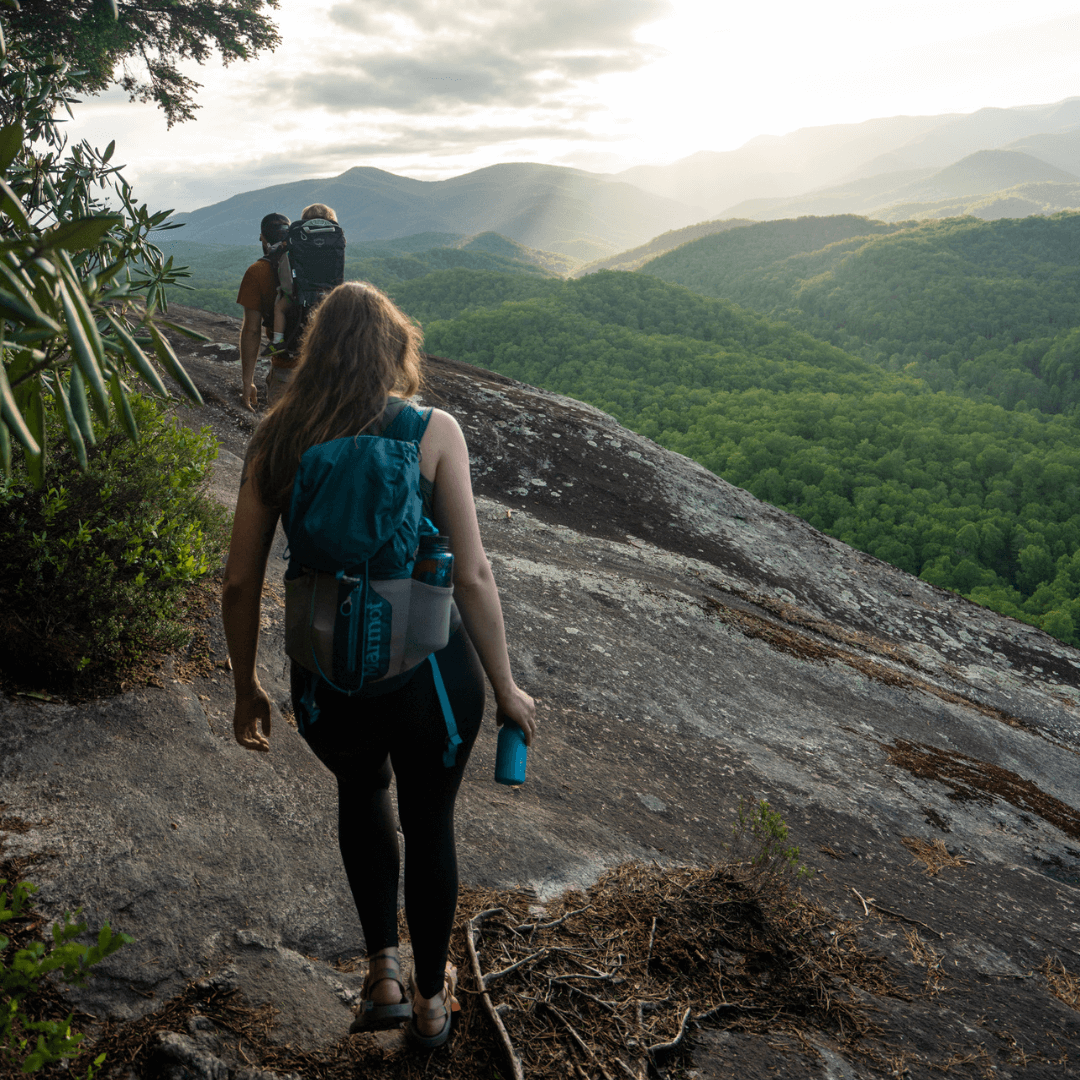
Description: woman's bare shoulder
423,406,466,446
418,407,466,479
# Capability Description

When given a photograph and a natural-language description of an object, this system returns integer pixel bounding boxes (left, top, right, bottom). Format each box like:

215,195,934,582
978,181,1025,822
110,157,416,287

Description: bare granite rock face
1,305,1078,1077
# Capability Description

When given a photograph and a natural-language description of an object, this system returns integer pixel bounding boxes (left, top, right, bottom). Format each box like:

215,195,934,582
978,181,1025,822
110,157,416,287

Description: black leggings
292,629,485,999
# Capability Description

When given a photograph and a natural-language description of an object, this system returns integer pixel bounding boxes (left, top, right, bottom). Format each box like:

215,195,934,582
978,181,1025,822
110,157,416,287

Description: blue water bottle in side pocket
412,533,454,586
494,714,528,786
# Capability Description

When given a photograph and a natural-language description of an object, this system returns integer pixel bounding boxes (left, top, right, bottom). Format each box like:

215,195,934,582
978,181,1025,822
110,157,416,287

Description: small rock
194,969,240,993
153,1031,230,1080
637,793,667,813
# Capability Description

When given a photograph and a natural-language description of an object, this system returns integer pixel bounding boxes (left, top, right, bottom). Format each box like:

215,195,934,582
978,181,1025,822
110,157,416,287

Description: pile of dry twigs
459,859,894,1079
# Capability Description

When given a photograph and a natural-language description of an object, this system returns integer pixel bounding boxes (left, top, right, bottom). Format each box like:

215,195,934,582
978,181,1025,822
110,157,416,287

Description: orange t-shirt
236,258,277,335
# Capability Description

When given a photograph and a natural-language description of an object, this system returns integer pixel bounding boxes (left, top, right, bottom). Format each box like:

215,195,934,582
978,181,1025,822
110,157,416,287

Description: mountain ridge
619,98,1080,217
162,161,705,261
162,98,1080,267
720,149,1080,221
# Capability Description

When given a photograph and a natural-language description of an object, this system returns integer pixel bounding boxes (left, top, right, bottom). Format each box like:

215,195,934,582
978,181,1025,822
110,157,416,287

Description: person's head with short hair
260,212,290,245
301,203,337,223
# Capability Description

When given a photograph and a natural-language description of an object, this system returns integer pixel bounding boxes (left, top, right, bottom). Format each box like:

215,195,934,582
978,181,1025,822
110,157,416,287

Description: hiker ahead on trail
221,281,536,1049
236,204,347,409
236,212,290,410
267,202,345,361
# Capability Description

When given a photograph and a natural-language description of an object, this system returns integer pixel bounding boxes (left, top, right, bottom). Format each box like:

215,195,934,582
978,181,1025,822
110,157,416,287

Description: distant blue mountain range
161,162,706,261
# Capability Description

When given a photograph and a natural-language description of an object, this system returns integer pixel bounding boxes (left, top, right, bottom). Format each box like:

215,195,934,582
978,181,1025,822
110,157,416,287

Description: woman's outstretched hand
233,685,272,751
496,686,538,746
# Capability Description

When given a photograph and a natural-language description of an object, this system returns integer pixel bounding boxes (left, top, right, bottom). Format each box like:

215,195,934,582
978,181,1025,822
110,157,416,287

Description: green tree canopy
1,0,280,126
414,268,1080,645
642,213,1080,415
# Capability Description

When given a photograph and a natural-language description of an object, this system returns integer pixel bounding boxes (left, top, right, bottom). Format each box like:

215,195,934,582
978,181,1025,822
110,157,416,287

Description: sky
63,0,1080,213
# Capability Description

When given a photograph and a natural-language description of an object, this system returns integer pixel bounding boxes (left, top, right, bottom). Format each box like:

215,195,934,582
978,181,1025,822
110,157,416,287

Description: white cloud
287,0,671,114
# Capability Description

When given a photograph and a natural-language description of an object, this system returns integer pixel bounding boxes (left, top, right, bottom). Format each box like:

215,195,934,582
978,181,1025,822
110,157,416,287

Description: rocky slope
1,305,1078,1078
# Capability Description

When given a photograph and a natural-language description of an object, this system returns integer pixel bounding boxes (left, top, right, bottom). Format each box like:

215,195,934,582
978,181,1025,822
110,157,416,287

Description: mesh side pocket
284,570,337,676
287,573,453,686
401,579,453,670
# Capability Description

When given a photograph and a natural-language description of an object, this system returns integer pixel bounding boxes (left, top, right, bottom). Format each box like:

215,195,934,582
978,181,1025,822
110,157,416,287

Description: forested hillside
388,270,564,324
642,213,1080,413
421,272,1080,645
571,217,753,276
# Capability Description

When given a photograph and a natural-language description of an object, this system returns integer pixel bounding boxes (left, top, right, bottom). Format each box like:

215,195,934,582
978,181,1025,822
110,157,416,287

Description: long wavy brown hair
248,281,424,510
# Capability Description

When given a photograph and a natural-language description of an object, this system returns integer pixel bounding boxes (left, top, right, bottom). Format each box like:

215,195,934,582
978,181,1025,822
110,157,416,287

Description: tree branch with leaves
0,45,202,483
1,0,281,127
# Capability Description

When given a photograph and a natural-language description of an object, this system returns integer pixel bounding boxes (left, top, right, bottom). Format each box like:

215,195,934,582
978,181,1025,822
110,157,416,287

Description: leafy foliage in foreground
642,213,1080,414
1,876,129,1076
0,397,228,695
0,38,203,482
422,271,1080,644
0,12,229,698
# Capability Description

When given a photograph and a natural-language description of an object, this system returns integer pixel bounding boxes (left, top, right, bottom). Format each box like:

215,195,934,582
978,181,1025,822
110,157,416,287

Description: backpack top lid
284,403,432,579
288,217,344,244
285,435,421,578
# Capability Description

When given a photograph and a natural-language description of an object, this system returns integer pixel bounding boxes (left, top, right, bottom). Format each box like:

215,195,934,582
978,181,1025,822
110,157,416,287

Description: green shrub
0,394,228,695
1,877,130,1076
730,797,813,883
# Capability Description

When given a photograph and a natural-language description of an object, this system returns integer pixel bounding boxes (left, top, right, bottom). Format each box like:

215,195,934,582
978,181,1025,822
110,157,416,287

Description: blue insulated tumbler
494,717,528,786
412,533,454,586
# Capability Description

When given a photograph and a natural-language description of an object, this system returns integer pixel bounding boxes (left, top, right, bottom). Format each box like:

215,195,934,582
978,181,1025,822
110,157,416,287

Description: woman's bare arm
221,473,280,751
423,409,537,743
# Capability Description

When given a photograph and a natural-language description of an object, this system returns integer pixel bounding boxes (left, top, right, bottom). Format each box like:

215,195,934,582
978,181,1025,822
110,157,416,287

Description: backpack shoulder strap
260,241,287,269
380,399,432,443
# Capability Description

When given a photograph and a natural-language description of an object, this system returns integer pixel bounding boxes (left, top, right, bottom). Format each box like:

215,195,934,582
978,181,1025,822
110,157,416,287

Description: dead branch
543,1003,616,1080
482,947,550,988
869,902,944,938
554,981,619,1011
466,909,525,1080
550,972,622,984
647,1006,691,1061
515,903,594,935
565,954,617,978
692,1001,740,1023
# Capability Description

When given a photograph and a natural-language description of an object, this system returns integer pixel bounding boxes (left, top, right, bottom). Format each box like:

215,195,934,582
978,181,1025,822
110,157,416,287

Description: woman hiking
221,281,537,1048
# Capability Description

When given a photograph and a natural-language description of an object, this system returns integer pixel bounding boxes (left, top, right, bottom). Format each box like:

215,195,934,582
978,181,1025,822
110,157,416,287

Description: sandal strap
410,966,458,1021
413,992,449,1021
364,953,405,996
367,952,402,973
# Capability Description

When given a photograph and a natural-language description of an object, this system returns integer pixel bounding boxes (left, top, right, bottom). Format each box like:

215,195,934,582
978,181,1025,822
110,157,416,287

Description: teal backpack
282,402,461,765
